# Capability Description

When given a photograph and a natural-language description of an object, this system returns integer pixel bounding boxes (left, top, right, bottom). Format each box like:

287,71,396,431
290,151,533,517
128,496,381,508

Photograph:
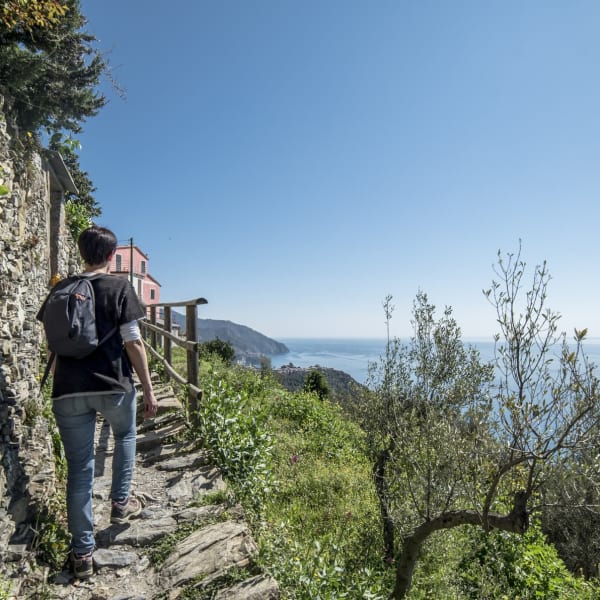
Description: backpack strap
40,352,56,390
98,325,118,346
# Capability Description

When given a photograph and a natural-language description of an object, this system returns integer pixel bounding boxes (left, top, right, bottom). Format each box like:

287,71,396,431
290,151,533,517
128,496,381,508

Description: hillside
273,364,365,407
171,313,288,365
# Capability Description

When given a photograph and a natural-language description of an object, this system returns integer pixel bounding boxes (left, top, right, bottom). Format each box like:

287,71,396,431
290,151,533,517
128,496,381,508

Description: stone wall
0,95,79,570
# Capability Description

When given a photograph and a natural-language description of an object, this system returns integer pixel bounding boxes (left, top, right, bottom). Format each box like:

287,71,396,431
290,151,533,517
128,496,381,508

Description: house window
116,254,122,271
140,260,146,274
150,289,155,300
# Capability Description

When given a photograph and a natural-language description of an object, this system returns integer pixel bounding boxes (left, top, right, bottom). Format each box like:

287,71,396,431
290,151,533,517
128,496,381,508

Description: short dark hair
77,225,117,266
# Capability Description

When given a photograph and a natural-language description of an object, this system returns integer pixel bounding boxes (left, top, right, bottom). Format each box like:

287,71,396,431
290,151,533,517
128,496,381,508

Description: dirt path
26,382,279,600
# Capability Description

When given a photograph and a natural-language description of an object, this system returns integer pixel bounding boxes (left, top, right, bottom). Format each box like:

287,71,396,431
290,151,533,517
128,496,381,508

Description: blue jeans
53,390,137,555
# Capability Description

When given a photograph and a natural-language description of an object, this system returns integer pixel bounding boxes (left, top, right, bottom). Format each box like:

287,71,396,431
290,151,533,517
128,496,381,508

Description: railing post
186,303,199,421
150,305,157,351
164,306,172,382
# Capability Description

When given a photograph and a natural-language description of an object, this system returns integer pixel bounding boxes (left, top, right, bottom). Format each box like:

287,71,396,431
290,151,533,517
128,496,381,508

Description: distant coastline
270,337,600,384
270,338,386,383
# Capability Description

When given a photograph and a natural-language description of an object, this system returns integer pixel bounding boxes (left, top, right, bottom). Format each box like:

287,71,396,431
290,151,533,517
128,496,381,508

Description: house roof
45,150,78,194
115,245,150,260
146,273,162,287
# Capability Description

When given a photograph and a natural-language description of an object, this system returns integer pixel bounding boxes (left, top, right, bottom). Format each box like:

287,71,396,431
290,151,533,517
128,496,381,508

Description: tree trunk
374,447,395,562
390,491,529,599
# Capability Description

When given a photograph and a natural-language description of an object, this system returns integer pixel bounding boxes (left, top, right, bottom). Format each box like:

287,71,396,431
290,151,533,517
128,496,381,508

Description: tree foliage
361,247,600,599
1,1,106,227
49,132,100,218
1,0,67,33
0,0,106,135
200,338,236,366
542,446,600,579
458,519,595,599
303,369,330,400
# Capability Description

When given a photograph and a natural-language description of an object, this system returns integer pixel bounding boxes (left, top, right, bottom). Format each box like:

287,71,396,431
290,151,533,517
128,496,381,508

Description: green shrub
64,199,92,241
0,576,11,600
194,371,274,512
261,533,388,599
200,338,235,365
303,369,330,400
458,519,598,599
31,498,70,572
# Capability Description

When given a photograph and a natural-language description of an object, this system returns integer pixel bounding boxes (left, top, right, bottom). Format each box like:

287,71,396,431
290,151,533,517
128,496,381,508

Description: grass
190,359,388,598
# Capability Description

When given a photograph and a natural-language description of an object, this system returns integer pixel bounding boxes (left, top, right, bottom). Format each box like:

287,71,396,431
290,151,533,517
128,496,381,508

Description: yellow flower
50,274,62,287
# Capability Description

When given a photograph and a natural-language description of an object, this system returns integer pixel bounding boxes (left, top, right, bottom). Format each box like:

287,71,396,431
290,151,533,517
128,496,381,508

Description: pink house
109,244,161,309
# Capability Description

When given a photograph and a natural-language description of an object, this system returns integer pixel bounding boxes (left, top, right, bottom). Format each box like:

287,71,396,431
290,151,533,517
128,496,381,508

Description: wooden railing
140,297,208,419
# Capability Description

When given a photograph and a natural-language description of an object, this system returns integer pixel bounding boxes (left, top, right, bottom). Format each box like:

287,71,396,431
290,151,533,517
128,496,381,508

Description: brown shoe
110,495,143,524
71,550,94,579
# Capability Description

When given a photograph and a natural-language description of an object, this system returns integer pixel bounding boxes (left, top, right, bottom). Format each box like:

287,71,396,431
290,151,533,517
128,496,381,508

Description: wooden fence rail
140,296,208,420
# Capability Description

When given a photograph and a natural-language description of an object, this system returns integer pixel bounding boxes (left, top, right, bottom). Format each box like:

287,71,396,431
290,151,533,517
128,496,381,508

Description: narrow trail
38,380,280,600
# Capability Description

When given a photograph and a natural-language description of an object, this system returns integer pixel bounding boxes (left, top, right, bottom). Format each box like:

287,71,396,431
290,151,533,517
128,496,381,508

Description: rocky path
36,382,280,600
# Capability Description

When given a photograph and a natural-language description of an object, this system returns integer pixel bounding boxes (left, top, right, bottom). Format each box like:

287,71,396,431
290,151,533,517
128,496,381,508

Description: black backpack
40,275,116,388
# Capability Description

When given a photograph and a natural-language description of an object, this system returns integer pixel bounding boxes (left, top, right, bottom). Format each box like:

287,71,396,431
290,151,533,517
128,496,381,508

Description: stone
137,411,183,434
214,574,281,600
51,570,72,585
133,555,151,573
136,421,187,452
173,503,227,524
5,543,27,561
166,466,225,504
99,515,178,547
159,521,258,588
140,440,197,465
8,496,30,523
93,548,139,569
155,450,210,472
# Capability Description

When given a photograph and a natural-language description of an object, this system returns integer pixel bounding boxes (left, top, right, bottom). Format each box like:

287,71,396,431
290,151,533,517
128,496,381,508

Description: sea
269,338,600,385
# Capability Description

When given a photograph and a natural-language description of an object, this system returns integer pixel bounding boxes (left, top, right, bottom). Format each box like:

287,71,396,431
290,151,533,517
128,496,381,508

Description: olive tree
362,248,599,599
541,424,600,579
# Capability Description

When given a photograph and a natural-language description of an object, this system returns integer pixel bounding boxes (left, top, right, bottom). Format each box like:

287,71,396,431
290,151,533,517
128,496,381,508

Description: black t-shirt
37,274,145,400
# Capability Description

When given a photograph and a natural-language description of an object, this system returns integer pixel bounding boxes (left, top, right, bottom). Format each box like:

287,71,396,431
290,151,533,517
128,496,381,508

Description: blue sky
78,1,600,340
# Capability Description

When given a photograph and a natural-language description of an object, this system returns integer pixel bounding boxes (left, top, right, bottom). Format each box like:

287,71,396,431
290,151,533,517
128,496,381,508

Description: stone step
166,465,226,506
154,449,211,472
139,440,198,466
159,521,258,589
135,421,188,452
137,411,184,434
